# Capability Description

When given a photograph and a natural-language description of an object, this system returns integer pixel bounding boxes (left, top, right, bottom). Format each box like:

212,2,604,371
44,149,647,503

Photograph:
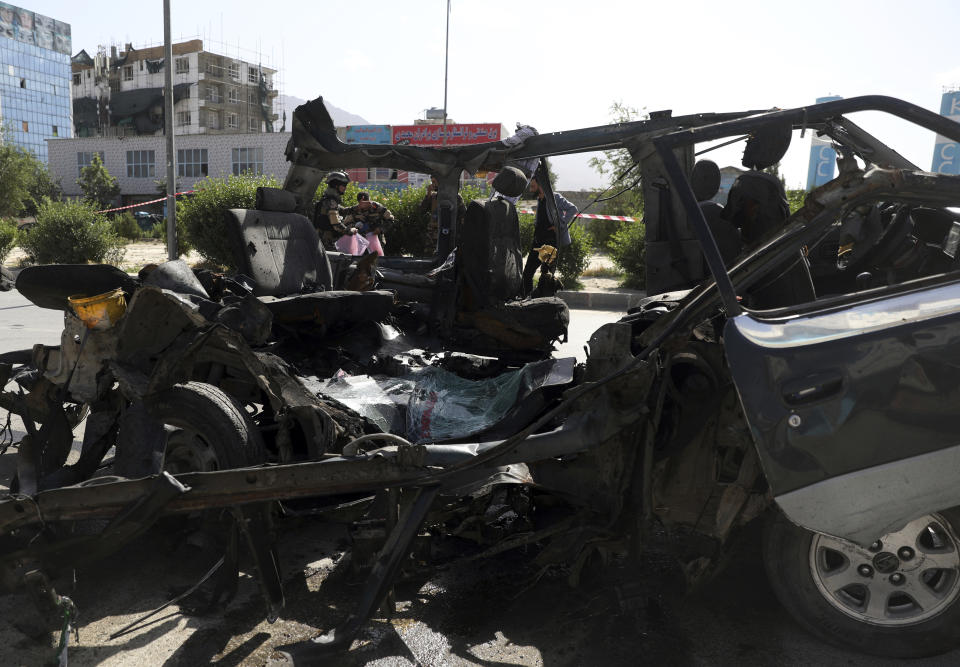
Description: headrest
742,122,792,170
492,166,529,198
691,160,721,201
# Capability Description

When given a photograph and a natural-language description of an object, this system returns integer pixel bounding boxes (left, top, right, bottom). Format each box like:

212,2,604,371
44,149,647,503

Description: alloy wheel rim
809,514,960,626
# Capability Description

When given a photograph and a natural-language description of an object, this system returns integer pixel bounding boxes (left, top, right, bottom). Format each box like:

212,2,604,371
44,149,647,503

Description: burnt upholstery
458,196,568,348
692,160,741,267
460,198,523,310
225,208,333,297
723,170,815,308
223,208,393,329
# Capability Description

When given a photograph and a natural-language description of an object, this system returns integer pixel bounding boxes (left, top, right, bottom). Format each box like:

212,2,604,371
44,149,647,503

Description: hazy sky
26,0,960,190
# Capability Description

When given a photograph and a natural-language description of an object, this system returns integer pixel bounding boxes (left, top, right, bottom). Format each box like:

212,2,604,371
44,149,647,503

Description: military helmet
326,171,350,186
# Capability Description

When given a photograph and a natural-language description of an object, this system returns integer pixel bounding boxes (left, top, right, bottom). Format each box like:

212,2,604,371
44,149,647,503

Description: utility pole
442,0,450,146
163,0,177,260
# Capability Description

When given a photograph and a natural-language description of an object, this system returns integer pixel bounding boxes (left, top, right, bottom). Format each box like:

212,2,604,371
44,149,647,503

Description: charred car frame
4,95,960,660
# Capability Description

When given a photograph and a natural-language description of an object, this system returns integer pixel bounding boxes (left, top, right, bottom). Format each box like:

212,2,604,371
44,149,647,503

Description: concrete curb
557,289,646,311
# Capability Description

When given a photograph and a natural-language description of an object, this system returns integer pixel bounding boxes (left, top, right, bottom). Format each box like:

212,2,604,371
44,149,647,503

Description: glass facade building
0,4,71,162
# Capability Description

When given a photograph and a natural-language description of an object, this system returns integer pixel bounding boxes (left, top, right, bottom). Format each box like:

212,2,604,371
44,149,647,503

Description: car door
723,280,960,543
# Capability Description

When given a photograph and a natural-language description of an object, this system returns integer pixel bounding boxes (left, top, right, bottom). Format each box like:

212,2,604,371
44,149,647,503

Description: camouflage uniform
419,191,465,255
315,185,352,248
342,200,395,245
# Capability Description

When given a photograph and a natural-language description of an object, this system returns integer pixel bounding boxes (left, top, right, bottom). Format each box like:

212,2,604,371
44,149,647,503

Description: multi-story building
0,3,72,162
48,131,291,206
70,39,278,138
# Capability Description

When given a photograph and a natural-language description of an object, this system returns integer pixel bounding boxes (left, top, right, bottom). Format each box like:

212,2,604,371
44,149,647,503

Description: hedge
18,200,124,265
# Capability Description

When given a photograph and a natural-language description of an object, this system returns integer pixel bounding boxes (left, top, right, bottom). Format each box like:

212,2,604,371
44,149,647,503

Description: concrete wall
48,131,292,199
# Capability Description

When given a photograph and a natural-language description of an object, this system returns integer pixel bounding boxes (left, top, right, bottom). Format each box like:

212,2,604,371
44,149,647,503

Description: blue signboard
931,91,960,175
345,125,392,145
806,96,842,190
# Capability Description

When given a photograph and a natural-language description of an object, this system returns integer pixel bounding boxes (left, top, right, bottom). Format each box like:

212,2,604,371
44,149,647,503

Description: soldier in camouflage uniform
419,176,466,256
342,191,395,254
315,171,357,248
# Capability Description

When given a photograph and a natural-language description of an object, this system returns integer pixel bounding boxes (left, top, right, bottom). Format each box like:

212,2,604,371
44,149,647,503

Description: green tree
0,144,42,217
588,101,646,217
24,159,62,217
77,154,120,210
0,218,17,263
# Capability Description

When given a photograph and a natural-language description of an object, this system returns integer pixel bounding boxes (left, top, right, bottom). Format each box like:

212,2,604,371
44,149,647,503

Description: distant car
133,211,162,231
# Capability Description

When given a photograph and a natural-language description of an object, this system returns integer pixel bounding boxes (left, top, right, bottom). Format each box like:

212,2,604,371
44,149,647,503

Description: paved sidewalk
557,287,645,311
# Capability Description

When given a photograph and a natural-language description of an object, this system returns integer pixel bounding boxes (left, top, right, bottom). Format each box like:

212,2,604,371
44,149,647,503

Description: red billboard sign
392,123,502,146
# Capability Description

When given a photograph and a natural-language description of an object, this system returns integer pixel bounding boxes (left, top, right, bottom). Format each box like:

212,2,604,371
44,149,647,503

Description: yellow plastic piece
68,288,127,330
534,244,558,265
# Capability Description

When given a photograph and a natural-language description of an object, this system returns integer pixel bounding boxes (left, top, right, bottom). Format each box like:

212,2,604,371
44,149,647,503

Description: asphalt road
2,289,959,666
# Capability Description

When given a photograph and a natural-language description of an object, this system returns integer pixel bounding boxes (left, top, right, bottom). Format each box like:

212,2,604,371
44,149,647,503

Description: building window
51,126,58,137
247,67,258,83
206,86,220,103
248,91,256,105
176,111,191,126
226,113,238,129
72,73,80,85
77,151,104,177
228,88,239,104
177,148,208,178
207,112,220,130
228,62,239,81
19,78,24,88
126,150,156,178
232,147,263,175
123,65,133,81
175,57,189,74
21,121,27,132
248,117,260,132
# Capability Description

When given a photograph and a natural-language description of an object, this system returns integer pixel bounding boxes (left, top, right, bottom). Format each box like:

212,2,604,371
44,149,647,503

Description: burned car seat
456,172,569,351
223,198,394,329
691,160,741,267
723,170,815,309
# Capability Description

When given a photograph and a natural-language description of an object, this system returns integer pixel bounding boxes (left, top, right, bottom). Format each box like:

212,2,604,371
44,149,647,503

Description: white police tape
97,191,194,214
516,209,636,222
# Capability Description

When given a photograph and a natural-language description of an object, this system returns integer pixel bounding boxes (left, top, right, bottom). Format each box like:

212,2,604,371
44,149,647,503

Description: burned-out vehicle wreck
4,95,960,661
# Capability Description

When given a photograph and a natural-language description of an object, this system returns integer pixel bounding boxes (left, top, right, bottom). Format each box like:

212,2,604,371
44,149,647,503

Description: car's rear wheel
764,509,960,658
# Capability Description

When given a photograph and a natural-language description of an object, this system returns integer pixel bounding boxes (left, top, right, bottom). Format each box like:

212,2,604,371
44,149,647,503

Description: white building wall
47,132,292,199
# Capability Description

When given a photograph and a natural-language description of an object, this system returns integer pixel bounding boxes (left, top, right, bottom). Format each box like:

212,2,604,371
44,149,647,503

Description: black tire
148,381,266,473
763,508,960,658
147,382,267,612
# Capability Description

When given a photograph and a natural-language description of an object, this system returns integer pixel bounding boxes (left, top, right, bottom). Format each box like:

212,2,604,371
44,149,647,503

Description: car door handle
781,371,844,406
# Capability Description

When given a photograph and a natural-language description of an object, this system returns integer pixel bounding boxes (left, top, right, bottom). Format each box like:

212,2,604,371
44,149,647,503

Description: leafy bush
519,213,534,254
558,223,591,286
19,200,124,265
148,221,165,240
786,189,806,214
112,212,141,241
583,218,624,251
179,173,281,267
608,222,646,290
0,218,16,263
